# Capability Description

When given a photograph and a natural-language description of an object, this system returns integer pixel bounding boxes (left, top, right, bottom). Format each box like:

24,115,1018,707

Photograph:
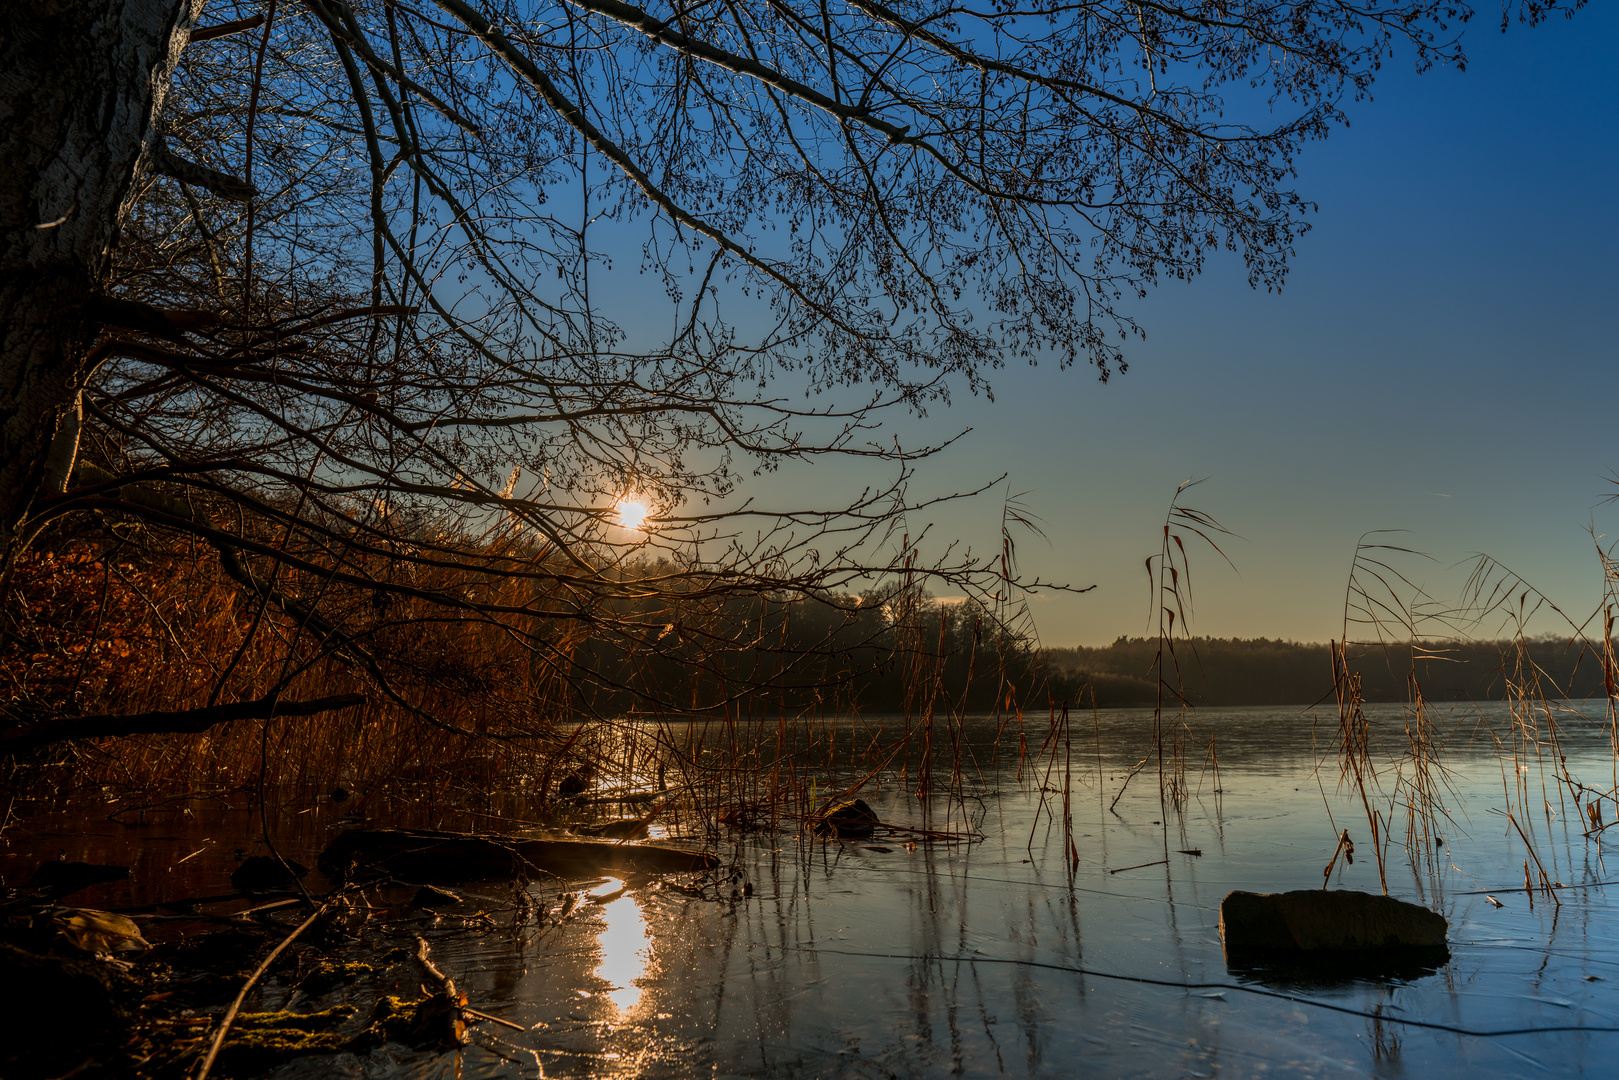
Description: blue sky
729,5,1618,646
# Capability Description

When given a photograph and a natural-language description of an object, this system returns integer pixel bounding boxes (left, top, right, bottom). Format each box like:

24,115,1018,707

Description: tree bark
0,0,196,552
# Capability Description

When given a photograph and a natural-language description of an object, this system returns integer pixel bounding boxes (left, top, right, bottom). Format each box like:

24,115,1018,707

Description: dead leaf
53,908,150,953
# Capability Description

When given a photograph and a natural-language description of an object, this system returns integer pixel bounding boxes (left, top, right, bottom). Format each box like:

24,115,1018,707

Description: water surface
8,703,1618,1078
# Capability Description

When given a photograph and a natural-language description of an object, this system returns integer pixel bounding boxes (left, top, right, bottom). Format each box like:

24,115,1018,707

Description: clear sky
718,6,1618,647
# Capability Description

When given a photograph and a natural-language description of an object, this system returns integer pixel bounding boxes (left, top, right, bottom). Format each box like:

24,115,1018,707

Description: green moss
231,1005,357,1031
214,1007,359,1072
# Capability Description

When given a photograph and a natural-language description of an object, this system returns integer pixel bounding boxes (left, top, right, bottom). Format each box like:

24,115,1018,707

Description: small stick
1321,829,1353,889
1108,759,1151,813
463,1007,524,1031
1109,859,1168,874
236,897,303,917
1457,878,1618,896
1507,810,1561,906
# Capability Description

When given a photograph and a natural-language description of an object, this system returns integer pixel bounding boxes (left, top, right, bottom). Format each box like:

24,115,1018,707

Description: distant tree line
566,587,1048,719
1041,636,1614,708
574,602,1617,717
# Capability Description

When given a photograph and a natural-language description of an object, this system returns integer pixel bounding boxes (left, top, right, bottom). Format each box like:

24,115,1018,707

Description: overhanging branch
0,694,367,757
151,137,256,202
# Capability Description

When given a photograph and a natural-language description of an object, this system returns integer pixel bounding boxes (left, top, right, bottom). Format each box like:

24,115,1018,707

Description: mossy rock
357,993,466,1049
812,798,880,839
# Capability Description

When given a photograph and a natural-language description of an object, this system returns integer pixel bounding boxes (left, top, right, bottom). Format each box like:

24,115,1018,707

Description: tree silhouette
0,0,1583,744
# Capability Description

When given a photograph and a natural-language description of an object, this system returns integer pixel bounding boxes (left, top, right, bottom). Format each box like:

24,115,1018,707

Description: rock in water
812,798,880,839
1220,889,1447,952
232,855,310,894
31,861,129,898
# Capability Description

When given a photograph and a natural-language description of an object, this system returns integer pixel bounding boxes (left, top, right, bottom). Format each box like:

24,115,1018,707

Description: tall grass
0,521,582,805
1145,481,1233,821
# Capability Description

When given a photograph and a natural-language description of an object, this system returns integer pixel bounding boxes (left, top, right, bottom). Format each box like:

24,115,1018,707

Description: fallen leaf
54,908,150,953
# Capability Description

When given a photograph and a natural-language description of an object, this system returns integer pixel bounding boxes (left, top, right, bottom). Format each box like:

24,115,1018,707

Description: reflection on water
12,703,1619,1079
589,878,650,1014
1225,944,1453,990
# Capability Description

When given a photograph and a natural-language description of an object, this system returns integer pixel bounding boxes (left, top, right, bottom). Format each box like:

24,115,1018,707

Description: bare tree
0,0,1584,747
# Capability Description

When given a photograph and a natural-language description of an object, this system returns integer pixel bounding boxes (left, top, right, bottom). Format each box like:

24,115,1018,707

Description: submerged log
31,860,129,898
1220,889,1447,952
572,815,653,839
318,827,718,882
231,856,310,895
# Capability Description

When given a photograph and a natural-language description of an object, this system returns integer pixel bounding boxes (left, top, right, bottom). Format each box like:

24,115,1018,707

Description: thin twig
1108,859,1167,874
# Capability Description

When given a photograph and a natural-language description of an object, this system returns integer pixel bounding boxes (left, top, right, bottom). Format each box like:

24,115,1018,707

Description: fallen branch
414,936,471,1046
0,694,366,756
193,902,330,1080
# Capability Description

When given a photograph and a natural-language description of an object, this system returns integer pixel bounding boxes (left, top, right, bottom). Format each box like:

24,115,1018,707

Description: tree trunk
0,0,195,551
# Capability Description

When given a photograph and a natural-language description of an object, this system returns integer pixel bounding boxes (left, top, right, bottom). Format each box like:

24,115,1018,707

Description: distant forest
570,587,1614,716
1042,636,1614,708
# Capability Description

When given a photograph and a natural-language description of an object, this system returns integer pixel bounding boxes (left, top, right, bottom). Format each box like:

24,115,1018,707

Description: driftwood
406,936,470,1047
318,827,718,881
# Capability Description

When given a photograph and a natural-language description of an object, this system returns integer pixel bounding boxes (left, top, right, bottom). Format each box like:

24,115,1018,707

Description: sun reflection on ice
589,878,650,1014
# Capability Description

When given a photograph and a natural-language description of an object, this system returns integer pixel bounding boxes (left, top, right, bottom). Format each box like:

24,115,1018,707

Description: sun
613,497,650,533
